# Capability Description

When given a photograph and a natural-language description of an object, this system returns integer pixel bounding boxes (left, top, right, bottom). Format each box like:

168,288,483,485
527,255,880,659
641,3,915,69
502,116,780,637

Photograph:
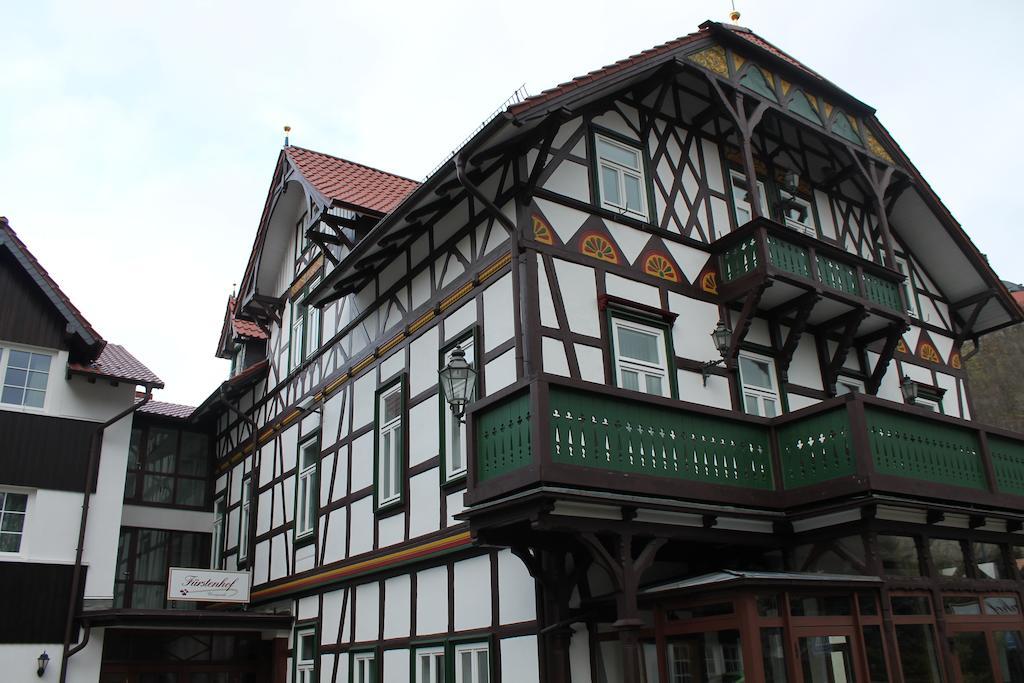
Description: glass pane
300,441,318,470
624,173,643,212
0,532,20,552
477,650,489,683
974,542,1006,579
862,626,889,683
744,393,761,416
383,390,402,422
986,596,1021,616
757,595,780,617
601,165,621,206
994,631,1024,683
617,325,660,363
4,493,26,512
135,529,169,580
26,370,47,389
30,354,51,372
7,350,30,368
895,624,943,683
23,389,44,407
645,374,663,396
179,433,209,476
175,478,205,506
666,630,743,683
739,356,774,390
1,512,24,532
131,583,166,609
142,474,174,503
1,386,24,404
147,428,178,473
761,628,788,683
763,398,778,418
930,538,966,577
597,138,639,169
622,369,640,391
461,651,472,683
891,595,932,616
790,595,851,617
945,596,982,615
952,631,994,683
858,592,878,615
799,635,854,683
878,535,921,576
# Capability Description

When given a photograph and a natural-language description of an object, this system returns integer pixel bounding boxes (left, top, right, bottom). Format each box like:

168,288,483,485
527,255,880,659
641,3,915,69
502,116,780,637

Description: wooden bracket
776,292,820,380
867,324,906,394
824,308,868,394
727,283,772,363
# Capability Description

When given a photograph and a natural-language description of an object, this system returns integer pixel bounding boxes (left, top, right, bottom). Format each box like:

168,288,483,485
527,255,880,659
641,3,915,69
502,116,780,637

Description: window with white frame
611,317,671,398
454,643,489,683
894,256,918,318
738,353,781,417
415,646,445,683
782,195,817,237
238,478,251,561
212,497,225,569
377,382,404,508
295,628,316,683
595,134,648,220
914,397,940,413
0,491,28,553
290,301,304,371
729,169,769,227
296,436,318,539
441,337,475,481
1,348,51,408
353,652,376,683
304,278,321,360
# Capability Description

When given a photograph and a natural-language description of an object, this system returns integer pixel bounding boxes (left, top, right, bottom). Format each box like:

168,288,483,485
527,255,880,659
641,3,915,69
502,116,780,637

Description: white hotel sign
167,567,251,604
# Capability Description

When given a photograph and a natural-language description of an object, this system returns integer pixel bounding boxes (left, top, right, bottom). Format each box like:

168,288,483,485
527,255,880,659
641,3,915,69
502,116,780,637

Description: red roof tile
720,25,823,79
228,296,268,340
68,343,164,388
285,147,420,215
138,400,194,419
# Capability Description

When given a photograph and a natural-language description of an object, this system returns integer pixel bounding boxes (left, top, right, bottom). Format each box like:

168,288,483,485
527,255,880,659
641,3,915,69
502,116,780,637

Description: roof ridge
285,145,421,185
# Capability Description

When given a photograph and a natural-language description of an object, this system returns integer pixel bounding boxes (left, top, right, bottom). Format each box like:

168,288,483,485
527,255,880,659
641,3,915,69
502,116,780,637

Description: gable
0,249,69,351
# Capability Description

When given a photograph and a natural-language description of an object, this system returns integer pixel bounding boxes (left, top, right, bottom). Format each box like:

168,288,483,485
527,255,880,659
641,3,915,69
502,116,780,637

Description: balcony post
846,394,874,482
977,430,999,494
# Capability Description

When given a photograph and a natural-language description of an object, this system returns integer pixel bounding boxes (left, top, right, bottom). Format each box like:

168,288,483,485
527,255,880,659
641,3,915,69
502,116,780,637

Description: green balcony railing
776,408,856,488
476,390,532,482
988,436,1024,496
721,238,760,282
767,236,811,279
816,255,859,295
863,273,903,312
547,385,774,489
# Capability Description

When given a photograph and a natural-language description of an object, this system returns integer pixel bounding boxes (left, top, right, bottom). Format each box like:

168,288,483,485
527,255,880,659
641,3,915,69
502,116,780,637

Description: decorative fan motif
700,271,718,295
531,214,554,245
919,342,942,364
644,253,680,283
896,339,908,354
580,232,620,264
950,351,962,370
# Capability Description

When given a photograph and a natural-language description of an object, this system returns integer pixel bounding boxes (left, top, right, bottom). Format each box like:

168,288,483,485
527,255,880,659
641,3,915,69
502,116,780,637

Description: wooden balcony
711,217,908,342
464,376,1024,519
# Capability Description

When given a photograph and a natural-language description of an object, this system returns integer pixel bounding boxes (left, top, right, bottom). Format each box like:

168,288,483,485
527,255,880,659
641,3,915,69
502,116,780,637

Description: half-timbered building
203,20,1024,683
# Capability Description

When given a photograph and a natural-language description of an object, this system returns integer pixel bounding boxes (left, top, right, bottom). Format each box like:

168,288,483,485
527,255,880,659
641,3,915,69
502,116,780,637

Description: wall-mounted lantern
700,321,733,386
439,347,478,422
36,651,49,678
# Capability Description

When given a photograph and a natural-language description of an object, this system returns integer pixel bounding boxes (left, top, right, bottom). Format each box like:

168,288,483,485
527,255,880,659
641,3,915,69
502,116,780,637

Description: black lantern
701,321,734,386
439,346,478,421
900,375,919,404
36,651,49,677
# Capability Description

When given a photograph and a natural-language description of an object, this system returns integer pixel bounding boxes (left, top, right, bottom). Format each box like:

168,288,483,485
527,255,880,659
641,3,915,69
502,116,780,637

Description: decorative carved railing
721,237,760,282
468,378,1024,510
547,385,773,490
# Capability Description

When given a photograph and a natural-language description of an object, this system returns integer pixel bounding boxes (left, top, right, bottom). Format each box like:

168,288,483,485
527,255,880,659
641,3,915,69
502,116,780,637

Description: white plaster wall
497,549,536,624
355,581,380,642
120,505,214,535
484,348,517,393
553,259,600,337
500,635,540,683
454,555,491,630
483,273,515,352
383,574,411,639
416,565,448,636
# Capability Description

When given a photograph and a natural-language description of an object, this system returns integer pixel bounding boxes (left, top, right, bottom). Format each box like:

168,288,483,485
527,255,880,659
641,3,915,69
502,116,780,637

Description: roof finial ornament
283,125,291,147
729,0,741,23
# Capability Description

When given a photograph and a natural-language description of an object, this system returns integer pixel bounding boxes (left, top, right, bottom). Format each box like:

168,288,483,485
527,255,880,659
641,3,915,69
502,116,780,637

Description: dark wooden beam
867,324,905,395
727,282,772,363
825,308,868,394
777,292,819,380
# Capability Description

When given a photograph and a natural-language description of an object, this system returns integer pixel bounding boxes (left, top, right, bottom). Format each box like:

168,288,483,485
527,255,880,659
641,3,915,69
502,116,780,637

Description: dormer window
595,134,649,220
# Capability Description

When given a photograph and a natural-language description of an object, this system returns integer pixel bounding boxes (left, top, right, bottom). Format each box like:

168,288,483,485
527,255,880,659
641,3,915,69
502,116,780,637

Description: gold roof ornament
729,0,741,23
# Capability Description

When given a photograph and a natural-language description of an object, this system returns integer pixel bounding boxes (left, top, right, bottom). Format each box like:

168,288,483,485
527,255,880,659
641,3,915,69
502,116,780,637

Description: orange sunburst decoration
919,343,942,364
644,253,680,283
532,214,554,245
950,351,962,370
580,232,620,264
701,271,718,295
896,339,908,354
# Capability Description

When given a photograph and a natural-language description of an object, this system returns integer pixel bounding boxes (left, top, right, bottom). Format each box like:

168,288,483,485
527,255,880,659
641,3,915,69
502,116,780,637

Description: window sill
294,532,316,549
441,472,468,490
375,497,404,516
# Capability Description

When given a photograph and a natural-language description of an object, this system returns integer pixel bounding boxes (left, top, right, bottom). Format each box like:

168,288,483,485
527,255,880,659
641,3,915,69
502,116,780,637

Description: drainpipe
455,143,532,377
60,388,153,683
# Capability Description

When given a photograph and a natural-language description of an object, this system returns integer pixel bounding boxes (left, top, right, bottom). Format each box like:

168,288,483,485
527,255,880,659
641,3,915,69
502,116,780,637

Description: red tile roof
68,343,164,388
228,296,268,340
508,29,708,117
138,400,194,419
720,24,822,79
1013,291,1024,311
284,146,420,215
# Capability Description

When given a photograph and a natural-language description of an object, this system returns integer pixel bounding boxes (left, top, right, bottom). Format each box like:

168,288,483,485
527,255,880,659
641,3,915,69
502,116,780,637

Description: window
376,381,404,509
973,542,1007,579
415,646,445,683
295,629,316,683
729,169,768,227
296,436,319,540
894,256,918,318
781,195,816,237
352,652,376,683
0,491,28,553
291,301,305,371
611,317,671,398
878,535,922,576
1,348,51,408
930,538,967,578
212,497,226,569
290,278,322,372
738,353,780,417
454,643,489,683
836,377,865,396
441,337,476,482
125,425,210,508
239,478,252,562
112,527,209,609
595,134,648,219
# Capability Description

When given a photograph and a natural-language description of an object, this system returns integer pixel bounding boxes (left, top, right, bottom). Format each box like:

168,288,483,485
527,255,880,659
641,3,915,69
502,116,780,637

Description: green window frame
212,496,226,569
351,649,377,683
413,644,446,683
295,433,320,544
411,638,491,683
288,277,323,374
374,376,406,511
439,328,479,484
237,475,252,564
589,125,655,223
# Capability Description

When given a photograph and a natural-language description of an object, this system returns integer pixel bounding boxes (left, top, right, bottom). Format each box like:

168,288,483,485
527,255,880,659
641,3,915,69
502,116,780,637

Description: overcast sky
1,0,1020,405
